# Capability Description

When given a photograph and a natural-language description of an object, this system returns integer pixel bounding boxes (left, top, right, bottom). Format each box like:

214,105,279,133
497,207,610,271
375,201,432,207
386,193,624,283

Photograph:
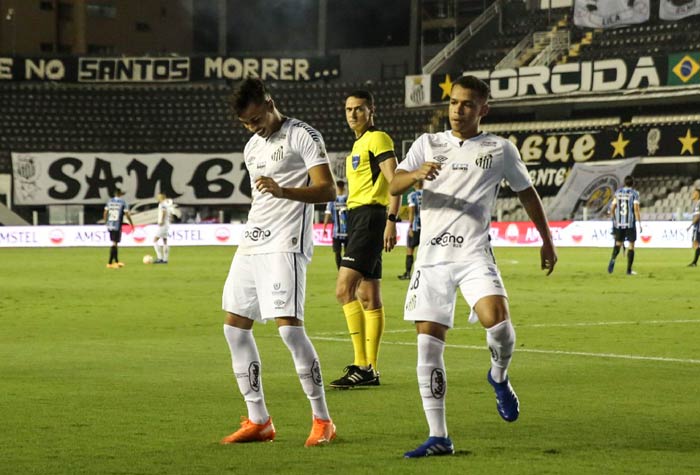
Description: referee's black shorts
341,204,385,279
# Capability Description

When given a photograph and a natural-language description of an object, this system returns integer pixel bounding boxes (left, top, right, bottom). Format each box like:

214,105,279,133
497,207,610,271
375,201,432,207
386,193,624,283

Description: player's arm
157,205,165,226
124,210,134,227
634,201,642,232
390,164,441,195
378,156,400,252
517,186,557,275
255,164,336,203
407,203,415,237
102,207,108,222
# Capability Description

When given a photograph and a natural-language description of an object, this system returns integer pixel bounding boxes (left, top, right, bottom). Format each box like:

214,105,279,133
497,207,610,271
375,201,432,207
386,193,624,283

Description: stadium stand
0,79,434,168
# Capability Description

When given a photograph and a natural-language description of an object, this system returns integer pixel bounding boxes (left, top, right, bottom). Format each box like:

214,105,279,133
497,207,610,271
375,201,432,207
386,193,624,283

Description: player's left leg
162,237,169,263
474,295,519,422
691,240,700,267
277,319,335,446
626,240,636,275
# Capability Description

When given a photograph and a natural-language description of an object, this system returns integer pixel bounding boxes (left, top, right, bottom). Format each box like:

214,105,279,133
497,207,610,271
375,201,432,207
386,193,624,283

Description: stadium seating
0,79,435,173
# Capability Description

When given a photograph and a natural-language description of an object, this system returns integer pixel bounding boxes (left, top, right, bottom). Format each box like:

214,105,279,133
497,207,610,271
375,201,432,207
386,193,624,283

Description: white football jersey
158,201,171,227
398,130,532,265
240,118,329,257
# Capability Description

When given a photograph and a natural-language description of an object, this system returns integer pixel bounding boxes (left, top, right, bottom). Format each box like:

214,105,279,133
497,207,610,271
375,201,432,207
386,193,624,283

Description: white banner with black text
12,152,251,205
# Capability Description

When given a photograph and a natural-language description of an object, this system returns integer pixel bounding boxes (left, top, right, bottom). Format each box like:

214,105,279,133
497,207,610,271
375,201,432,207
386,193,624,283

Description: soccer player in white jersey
220,78,337,447
389,75,557,458
153,194,171,264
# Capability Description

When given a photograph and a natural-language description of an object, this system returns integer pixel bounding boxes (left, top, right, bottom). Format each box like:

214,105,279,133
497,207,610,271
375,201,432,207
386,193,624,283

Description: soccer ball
142,254,154,264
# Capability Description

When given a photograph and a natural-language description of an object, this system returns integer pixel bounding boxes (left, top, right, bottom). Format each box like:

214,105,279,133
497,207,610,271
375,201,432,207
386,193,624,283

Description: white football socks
278,325,330,421
163,244,169,262
486,319,515,383
223,324,269,424
154,244,163,260
416,333,448,438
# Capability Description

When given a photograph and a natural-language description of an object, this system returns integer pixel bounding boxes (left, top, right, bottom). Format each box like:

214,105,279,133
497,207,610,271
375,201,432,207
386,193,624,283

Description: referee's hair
230,77,271,115
452,75,490,101
346,89,375,108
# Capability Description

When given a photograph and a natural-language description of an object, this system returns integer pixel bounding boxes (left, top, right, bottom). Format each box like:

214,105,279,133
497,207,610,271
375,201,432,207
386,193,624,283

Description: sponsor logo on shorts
406,294,417,311
342,256,356,262
430,368,446,399
273,299,285,308
244,227,271,241
429,232,464,247
249,362,261,391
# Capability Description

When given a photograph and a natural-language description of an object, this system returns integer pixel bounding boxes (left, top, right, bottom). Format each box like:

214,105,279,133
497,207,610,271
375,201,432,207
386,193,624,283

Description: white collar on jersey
448,129,484,146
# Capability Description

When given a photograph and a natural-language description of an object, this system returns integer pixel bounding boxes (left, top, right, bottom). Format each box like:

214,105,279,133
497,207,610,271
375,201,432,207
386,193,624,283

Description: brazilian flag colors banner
667,52,700,85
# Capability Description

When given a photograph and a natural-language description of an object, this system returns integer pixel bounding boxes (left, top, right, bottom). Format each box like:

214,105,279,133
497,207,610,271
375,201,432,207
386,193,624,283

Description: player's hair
336,180,345,188
346,89,375,108
624,175,635,187
114,188,124,197
452,75,490,101
230,77,271,115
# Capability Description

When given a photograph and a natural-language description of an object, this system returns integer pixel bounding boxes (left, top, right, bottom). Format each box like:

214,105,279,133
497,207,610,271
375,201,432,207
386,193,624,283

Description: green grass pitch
1,245,699,474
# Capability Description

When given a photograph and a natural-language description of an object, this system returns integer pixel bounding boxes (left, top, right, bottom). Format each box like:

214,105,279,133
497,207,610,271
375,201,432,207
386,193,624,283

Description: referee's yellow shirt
346,127,396,210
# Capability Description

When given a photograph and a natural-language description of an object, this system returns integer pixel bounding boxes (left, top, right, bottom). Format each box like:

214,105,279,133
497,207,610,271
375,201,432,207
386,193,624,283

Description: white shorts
403,256,508,328
222,252,308,322
155,225,169,239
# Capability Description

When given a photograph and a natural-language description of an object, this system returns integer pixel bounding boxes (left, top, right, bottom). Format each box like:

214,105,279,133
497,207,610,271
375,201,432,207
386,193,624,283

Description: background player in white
103,188,134,269
687,188,700,267
220,78,337,447
153,193,172,264
389,75,557,458
607,176,642,275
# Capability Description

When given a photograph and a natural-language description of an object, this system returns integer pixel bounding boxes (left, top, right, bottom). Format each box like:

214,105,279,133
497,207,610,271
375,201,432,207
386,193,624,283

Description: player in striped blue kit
322,180,348,269
398,181,422,280
103,189,134,269
687,188,700,267
607,176,642,275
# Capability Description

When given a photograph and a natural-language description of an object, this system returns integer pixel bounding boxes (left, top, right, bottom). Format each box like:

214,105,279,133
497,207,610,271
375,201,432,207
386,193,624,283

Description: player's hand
414,162,441,182
323,230,328,237
540,243,557,276
384,222,397,252
408,229,414,238
255,176,284,197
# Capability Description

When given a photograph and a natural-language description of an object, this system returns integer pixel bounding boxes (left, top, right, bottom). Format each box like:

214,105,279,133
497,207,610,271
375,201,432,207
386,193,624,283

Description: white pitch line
311,336,700,365
314,319,700,336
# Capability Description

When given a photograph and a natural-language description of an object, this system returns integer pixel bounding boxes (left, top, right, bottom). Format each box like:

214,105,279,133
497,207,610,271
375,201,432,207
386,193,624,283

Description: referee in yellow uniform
330,90,401,389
